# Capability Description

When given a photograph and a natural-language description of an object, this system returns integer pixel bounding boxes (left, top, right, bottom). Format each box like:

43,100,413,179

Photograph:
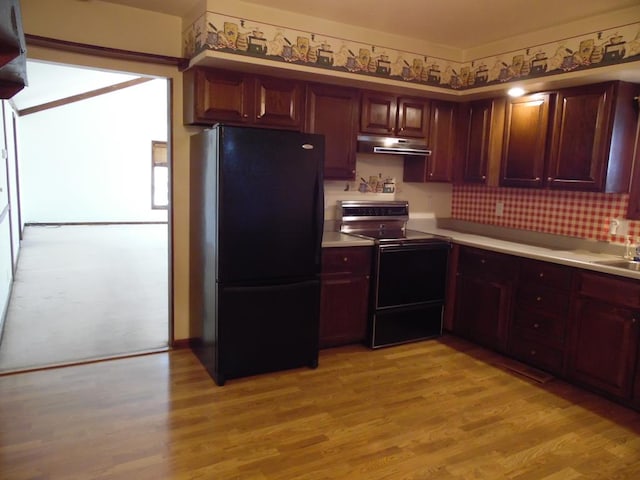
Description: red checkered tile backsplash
452,185,638,243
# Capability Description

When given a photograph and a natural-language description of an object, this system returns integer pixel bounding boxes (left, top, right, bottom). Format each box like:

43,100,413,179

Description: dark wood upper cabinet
360,92,429,138
0,0,27,99
404,100,456,182
360,91,397,135
462,99,492,184
184,67,303,129
627,96,640,219
397,96,431,138
548,81,638,193
305,83,359,180
254,76,304,129
500,93,551,188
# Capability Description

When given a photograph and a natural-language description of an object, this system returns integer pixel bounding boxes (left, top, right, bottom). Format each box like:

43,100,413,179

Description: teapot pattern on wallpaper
183,12,640,91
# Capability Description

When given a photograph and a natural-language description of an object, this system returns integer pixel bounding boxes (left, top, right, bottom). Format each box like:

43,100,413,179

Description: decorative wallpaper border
182,11,640,91
451,185,640,244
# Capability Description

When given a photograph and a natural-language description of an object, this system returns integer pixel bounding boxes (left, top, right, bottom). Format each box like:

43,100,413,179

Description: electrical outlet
495,201,504,217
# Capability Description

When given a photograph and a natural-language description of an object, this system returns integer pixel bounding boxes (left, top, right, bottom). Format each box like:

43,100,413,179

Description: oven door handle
378,241,451,252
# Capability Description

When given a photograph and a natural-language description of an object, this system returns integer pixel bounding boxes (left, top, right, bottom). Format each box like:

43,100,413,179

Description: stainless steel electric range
337,200,451,348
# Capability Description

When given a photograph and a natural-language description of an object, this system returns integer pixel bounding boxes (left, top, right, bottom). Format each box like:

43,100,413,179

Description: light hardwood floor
1,336,639,479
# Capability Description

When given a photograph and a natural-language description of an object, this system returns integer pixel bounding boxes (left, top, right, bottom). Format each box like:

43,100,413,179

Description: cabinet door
319,274,370,348
426,100,455,181
403,100,455,182
254,76,303,129
360,91,397,135
189,68,253,124
500,93,551,188
397,97,430,138
547,83,613,191
567,298,639,399
455,274,511,352
463,100,492,183
305,84,359,180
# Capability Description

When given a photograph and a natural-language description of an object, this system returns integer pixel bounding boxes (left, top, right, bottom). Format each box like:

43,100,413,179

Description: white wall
18,78,169,223
324,153,452,222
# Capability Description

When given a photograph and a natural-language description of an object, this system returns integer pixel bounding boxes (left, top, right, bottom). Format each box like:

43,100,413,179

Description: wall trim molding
17,77,154,117
25,34,189,69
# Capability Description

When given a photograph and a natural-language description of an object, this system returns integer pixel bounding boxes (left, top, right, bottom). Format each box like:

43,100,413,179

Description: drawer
517,284,570,314
513,309,566,345
520,258,573,290
578,271,640,309
509,334,564,374
322,247,372,275
458,247,517,280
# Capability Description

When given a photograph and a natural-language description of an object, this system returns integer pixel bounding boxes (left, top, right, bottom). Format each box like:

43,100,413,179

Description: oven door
370,241,449,348
375,241,449,308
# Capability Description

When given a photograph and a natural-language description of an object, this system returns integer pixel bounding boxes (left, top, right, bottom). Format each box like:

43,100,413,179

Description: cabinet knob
343,257,348,262
533,323,540,329
547,177,553,182
352,169,356,174
536,296,542,302
530,350,537,356
243,113,249,118
429,172,434,177
633,318,638,324
538,272,544,278
482,176,486,180
480,259,486,264
535,177,541,181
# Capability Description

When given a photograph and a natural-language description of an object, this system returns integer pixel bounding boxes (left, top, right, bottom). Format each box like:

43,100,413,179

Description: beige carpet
0,224,169,373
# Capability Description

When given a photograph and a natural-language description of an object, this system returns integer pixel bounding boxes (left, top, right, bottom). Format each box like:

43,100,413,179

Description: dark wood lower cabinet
454,247,516,352
319,247,372,348
508,259,572,375
452,246,640,410
567,298,639,399
567,272,640,400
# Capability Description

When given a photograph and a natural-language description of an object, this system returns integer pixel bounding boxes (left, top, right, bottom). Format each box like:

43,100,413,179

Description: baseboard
172,338,196,349
0,280,14,345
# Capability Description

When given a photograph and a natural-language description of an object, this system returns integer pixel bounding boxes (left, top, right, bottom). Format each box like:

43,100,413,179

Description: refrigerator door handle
314,165,324,267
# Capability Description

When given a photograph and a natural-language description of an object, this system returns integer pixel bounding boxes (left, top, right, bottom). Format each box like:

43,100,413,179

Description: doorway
0,61,171,373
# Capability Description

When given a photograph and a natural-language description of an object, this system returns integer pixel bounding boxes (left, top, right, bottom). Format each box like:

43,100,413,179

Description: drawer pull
533,323,540,329
538,272,544,278
530,350,537,356
343,257,349,262
536,296,542,302
480,259,486,264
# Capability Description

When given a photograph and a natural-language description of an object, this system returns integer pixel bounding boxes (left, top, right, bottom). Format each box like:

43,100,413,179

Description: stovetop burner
337,200,450,245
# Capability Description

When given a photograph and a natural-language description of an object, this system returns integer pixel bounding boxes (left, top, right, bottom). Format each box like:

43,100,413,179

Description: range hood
357,134,431,156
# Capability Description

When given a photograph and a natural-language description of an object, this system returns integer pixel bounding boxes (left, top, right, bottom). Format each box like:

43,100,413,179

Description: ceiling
101,0,640,50
14,0,639,110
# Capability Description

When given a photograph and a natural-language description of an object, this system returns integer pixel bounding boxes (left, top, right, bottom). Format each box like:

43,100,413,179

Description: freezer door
217,279,320,383
217,126,324,284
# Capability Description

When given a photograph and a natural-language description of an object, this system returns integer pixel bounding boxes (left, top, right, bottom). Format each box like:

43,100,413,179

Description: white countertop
322,218,640,280
410,221,640,281
322,231,374,248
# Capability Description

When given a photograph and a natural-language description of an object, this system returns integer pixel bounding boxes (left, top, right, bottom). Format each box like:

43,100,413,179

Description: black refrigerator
190,125,325,386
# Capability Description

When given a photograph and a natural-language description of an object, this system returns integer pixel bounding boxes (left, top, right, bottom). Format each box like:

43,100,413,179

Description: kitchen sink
591,259,640,271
